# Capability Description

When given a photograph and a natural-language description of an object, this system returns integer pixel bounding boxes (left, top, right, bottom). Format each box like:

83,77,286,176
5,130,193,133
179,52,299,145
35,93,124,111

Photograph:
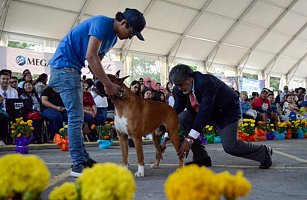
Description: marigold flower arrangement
239,119,255,135
10,117,34,138
54,125,69,151
49,182,78,200
49,163,136,200
164,165,251,200
0,154,50,200
59,124,68,138
276,122,288,133
202,125,216,144
91,121,114,140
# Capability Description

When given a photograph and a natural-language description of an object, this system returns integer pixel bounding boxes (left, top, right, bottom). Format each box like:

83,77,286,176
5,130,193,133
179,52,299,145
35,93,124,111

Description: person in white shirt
91,80,108,125
0,69,18,145
0,70,18,110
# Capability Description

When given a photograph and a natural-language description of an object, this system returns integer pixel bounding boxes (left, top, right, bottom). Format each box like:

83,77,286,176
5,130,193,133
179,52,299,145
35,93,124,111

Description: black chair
5,98,32,121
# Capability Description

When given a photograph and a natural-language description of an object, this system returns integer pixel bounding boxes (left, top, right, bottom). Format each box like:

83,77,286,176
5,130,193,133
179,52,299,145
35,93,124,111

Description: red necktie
189,92,199,112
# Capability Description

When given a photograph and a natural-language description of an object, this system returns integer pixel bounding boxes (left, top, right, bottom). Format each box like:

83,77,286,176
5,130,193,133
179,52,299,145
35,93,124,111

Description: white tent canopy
1,0,307,81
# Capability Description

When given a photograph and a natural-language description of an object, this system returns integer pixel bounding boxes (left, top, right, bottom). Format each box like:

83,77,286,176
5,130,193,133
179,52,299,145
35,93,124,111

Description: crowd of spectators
239,86,307,128
0,69,175,146
1,68,306,146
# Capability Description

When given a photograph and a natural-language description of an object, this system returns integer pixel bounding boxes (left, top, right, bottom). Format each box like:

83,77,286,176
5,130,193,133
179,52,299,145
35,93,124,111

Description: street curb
0,140,153,152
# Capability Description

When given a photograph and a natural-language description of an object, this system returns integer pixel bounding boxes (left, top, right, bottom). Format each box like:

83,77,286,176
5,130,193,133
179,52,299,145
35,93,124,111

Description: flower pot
199,135,207,145
15,135,31,146
285,129,292,139
274,131,286,140
205,134,216,144
16,145,29,154
266,133,275,140
97,139,113,149
297,128,304,139
60,143,69,151
214,136,221,143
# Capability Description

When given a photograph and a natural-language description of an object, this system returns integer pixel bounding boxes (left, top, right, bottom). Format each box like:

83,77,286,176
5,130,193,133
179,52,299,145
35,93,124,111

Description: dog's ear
118,75,130,84
115,70,120,78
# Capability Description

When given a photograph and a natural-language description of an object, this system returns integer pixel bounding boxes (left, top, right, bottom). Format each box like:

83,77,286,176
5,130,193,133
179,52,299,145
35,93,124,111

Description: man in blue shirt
49,8,146,177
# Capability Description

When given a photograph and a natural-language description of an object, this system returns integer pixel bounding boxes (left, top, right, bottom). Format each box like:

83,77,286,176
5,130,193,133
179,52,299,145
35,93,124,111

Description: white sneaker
0,140,6,146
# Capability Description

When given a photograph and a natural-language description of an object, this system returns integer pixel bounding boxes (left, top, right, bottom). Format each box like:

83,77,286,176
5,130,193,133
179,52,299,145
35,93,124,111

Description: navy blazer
173,72,241,132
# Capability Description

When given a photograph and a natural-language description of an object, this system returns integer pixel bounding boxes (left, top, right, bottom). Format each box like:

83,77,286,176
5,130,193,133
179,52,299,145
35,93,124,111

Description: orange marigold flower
91,124,96,130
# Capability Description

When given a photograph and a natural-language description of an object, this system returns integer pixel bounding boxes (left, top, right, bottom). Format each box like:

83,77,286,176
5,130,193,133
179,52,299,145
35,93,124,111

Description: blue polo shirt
49,16,117,71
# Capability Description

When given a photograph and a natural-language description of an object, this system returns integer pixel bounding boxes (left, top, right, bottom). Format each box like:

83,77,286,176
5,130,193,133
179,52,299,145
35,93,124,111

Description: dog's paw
134,165,144,177
134,171,144,177
151,163,160,169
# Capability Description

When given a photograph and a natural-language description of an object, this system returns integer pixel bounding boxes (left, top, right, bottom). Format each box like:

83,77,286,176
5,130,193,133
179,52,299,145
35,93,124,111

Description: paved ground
1,139,307,200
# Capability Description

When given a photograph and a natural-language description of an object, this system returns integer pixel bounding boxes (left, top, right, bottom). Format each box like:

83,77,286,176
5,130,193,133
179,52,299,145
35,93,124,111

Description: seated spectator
41,86,67,141
34,73,48,97
130,80,141,96
91,80,108,125
300,101,307,117
9,76,18,90
158,91,166,102
18,69,34,88
156,82,162,91
145,80,159,100
82,80,98,141
0,69,18,144
253,89,278,127
140,83,146,97
19,81,43,143
0,94,9,145
144,90,152,100
283,94,300,121
240,91,253,118
268,93,282,121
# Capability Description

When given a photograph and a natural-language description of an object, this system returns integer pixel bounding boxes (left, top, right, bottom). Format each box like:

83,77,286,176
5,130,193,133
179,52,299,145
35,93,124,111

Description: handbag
26,111,42,121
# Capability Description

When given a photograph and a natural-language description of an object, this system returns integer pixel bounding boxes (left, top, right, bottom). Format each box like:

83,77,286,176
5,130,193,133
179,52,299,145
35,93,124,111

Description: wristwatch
185,137,194,145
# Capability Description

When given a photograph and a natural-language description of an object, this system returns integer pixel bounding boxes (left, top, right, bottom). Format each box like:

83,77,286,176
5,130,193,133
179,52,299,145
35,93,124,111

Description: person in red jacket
253,89,278,127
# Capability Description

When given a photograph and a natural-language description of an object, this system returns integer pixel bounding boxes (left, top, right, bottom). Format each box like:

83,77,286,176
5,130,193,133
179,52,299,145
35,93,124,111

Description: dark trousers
0,112,9,142
42,108,68,139
179,110,267,163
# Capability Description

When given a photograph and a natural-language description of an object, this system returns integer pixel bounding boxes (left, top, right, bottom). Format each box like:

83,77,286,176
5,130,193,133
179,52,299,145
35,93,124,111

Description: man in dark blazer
170,64,273,169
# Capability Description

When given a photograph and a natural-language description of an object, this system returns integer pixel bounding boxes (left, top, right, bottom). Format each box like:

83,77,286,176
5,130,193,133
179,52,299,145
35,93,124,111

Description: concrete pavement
0,139,307,200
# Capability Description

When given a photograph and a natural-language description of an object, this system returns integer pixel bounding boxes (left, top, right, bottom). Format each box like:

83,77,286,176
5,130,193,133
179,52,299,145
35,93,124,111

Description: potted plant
10,117,34,154
266,123,275,140
92,121,114,150
275,122,287,140
202,125,216,144
255,121,267,141
238,119,256,141
53,125,69,151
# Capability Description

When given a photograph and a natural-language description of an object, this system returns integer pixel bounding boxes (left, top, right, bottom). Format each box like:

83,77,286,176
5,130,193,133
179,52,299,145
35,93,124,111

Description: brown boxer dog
105,73,183,177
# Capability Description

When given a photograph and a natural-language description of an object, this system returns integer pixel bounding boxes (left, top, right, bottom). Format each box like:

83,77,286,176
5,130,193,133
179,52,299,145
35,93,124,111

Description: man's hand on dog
105,82,121,98
178,140,191,160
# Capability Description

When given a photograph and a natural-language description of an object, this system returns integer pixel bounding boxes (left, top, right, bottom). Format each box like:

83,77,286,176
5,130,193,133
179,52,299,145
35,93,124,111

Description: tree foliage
8,41,34,50
129,56,160,83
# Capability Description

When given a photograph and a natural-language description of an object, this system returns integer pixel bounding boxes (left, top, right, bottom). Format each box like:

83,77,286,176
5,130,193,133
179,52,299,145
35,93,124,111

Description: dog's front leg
133,137,145,177
118,133,129,167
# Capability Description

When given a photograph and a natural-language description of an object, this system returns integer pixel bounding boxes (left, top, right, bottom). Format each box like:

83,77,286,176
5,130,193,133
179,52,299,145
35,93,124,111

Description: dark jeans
42,108,68,139
0,111,9,142
96,107,107,125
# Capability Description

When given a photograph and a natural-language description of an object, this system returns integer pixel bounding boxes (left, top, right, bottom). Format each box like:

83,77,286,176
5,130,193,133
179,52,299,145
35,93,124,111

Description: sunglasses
10,81,17,83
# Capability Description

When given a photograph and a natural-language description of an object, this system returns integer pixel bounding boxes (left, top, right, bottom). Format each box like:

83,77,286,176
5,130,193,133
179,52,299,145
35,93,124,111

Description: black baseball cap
122,8,146,41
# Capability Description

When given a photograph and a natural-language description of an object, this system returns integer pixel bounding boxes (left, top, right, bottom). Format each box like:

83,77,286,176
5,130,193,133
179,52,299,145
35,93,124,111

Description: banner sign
240,78,265,94
1,47,122,77
217,76,240,91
